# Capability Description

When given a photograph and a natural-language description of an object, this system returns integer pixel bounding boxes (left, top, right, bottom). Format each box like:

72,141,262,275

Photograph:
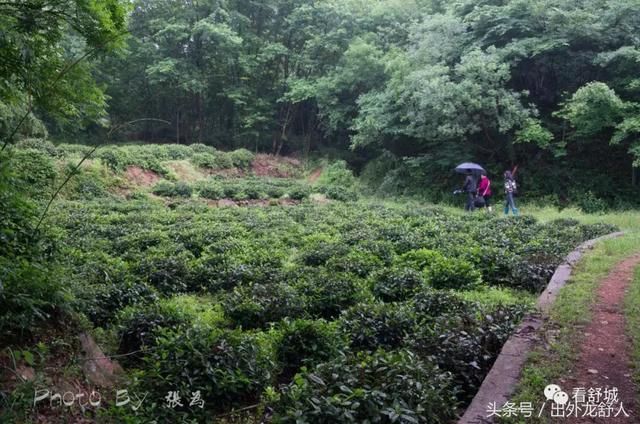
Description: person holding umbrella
455,163,484,212
462,170,477,211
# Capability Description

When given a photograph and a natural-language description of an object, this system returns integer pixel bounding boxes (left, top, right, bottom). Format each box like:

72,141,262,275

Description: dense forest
3,0,640,204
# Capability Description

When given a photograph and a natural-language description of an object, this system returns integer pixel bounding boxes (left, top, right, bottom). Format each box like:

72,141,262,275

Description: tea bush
189,143,216,154
187,178,312,201
229,148,254,168
340,302,417,350
140,326,276,414
223,282,307,329
423,256,483,290
191,152,218,169
273,319,343,379
408,303,528,401
196,180,224,199
412,288,469,318
271,349,458,423
151,180,193,197
370,267,424,302
294,270,366,319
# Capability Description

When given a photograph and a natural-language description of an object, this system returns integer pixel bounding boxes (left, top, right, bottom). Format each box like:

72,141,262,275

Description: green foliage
0,153,67,340
152,180,193,197
412,288,468,318
556,82,625,138
573,190,609,214
423,256,483,290
274,319,343,378
0,0,127,141
295,269,366,320
10,149,57,199
17,188,615,420
340,302,417,351
196,180,224,200
194,178,310,202
370,267,424,302
229,148,255,169
140,326,275,414
223,282,306,329
271,349,458,423
317,160,357,188
15,138,59,156
409,303,528,400
96,145,168,175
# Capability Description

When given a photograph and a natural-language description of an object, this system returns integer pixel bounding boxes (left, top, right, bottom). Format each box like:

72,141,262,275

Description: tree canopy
3,0,640,202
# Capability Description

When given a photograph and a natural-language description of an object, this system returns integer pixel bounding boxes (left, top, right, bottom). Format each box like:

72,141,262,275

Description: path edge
458,231,625,424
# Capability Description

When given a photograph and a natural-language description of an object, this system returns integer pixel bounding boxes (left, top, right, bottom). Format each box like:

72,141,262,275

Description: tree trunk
176,110,180,144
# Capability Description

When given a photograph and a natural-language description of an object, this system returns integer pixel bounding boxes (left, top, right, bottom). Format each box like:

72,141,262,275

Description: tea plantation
2,142,617,423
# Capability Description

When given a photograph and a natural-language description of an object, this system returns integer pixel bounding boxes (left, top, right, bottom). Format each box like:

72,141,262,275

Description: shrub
271,349,458,424
295,270,365,320
135,249,195,294
140,326,275,414
174,181,193,197
265,184,285,199
163,144,193,160
56,143,95,157
244,183,266,200
151,181,192,197
213,152,234,169
287,184,311,201
318,185,359,201
316,160,357,188
15,138,59,156
61,162,111,200
408,303,528,401
11,148,58,198
229,148,255,169
223,282,306,329
371,267,424,302
412,288,469,318
396,248,444,270
325,249,384,278
151,180,175,196
574,190,608,214
96,147,130,171
299,240,348,267
191,152,218,169
197,181,224,200
0,258,67,341
116,304,187,366
423,256,483,290
86,280,158,326
190,143,216,154
274,319,342,380
339,302,416,350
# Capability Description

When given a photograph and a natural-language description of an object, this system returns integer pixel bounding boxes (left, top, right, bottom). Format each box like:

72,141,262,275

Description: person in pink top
477,174,493,212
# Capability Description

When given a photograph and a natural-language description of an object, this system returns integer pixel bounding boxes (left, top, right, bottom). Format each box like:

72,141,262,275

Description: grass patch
460,286,536,308
527,205,640,231
502,233,640,423
625,266,640,405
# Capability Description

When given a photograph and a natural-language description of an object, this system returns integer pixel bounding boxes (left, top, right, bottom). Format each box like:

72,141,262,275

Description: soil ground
563,254,640,423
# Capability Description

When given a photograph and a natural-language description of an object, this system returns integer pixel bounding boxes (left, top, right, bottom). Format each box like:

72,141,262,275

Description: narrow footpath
563,254,640,423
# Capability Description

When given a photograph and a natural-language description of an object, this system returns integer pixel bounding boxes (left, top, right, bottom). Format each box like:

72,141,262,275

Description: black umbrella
454,162,486,174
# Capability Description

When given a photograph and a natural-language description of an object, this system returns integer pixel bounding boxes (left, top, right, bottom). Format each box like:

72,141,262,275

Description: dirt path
307,167,323,183
563,253,640,423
